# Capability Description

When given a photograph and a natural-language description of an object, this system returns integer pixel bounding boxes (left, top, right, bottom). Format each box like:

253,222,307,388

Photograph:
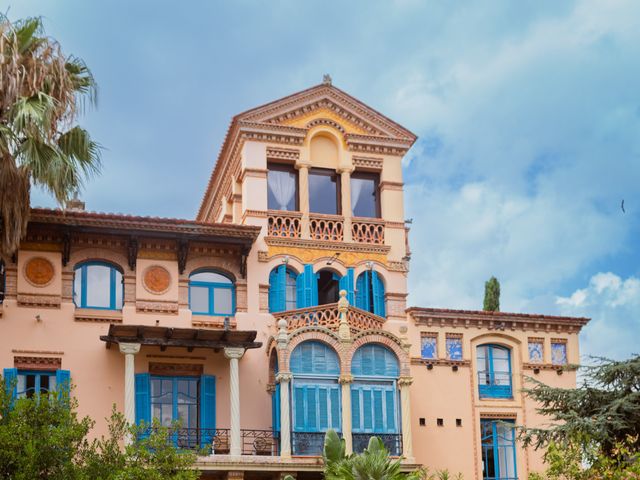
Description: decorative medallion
142,265,171,295
24,257,55,287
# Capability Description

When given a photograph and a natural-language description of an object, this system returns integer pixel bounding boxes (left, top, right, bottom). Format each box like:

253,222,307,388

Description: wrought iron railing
142,427,279,456
478,371,513,399
353,433,402,456
292,431,329,456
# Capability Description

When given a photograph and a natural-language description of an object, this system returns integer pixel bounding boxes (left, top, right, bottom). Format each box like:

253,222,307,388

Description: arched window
477,344,513,399
189,270,235,316
355,270,386,317
73,261,123,310
269,265,297,313
290,341,340,455
351,344,400,455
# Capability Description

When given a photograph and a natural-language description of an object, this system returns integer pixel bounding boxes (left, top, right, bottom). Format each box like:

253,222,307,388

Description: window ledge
74,308,123,323
192,315,236,329
410,357,470,367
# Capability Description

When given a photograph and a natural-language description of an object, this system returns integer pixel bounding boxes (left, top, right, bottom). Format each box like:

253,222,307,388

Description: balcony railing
145,428,279,456
352,217,385,245
353,433,402,456
478,372,513,399
309,213,344,242
268,210,302,238
272,302,385,333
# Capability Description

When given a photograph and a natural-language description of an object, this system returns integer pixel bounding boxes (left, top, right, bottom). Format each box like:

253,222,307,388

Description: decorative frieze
14,356,62,370
74,309,123,323
352,156,383,171
148,362,203,376
266,147,300,163
17,293,61,308
135,300,179,314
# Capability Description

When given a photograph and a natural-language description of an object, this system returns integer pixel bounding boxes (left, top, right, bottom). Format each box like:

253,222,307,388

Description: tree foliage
0,15,101,255
0,378,198,480
521,355,640,478
483,276,500,312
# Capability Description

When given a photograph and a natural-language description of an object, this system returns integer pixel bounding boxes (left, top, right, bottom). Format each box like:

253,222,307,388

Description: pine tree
483,277,500,312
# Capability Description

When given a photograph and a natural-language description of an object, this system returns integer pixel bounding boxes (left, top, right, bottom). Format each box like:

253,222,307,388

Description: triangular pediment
236,83,416,142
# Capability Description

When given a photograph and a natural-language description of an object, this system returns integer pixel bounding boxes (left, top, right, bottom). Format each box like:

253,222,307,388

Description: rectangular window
351,172,380,218
268,163,298,211
420,333,438,360
481,419,517,480
150,376,200,448
446,335,463,360
17,370,56,398
528,338,544,363
551,340,567,365
309,168,341,215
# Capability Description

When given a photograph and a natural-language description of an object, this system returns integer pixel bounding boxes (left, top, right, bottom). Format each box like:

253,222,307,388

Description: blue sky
8,0,640,361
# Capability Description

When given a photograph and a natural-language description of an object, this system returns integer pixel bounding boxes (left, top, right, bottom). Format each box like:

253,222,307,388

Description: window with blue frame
3,368,70,400
420,334,437,360
290,341,341,455
135,373,216,449
73,261,123,310
481,419,518,480
477,345,513,399
351,344,401,455
551,340,567,365
189,270,235,316
446,335,463,360
355,270,386,317
269,265,298,313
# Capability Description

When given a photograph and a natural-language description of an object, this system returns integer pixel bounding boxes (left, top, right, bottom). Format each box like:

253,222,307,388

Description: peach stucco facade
0,81,589,480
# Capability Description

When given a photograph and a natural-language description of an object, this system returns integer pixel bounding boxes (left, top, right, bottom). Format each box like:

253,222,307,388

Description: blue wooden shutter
385,389,396,432
3,368,17,404
272,383,281,434
269,268,278,313
269,266,286,313
362,387,373,431
355,271,370,311
55,370,71,402
296,270,305,308
339,268,355,305
318,387,329,430
200,375,216,448
373,389,384,431
372,270,386,317
330,386,341,430
306,386,318,431
294,385,305,431
301,264,318,308
351,388,361,431
135,373,151,438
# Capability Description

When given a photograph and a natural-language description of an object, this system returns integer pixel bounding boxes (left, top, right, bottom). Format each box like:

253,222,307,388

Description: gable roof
196,83,417,221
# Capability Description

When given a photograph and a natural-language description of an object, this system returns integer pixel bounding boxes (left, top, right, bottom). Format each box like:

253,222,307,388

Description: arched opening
73,260,124,310
477,344,512,399
290,341,341,455
189,269,235,316
351,343,401,455
269,265,298,313
317,269,340,305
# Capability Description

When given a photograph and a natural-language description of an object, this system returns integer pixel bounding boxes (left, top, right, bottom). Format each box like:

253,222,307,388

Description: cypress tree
483,276,500,312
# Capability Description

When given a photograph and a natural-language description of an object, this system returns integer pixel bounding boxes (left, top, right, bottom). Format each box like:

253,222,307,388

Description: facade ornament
398,376,414,387
399,324,411,352
276,318,289,349
276,371,293,383
322,74,332,85
338,289,351,342
339,374,354,385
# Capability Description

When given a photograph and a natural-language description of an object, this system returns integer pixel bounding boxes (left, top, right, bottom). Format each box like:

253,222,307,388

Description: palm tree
0,15,101,255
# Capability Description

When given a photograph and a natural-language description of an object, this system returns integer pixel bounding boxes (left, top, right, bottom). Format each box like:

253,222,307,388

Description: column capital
295,163,311,171
337,166,354,174
398,376,413,387
276,372,293,383
119,343,141,355
339,374,354,385
224,347,246,360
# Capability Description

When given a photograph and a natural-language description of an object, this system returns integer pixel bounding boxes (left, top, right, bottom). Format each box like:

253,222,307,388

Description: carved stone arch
471,332,522,349
313,261,347,277
306,118,347,136
285,327,344,374
348,330,410,377
266,257,303,276
353,261,390,286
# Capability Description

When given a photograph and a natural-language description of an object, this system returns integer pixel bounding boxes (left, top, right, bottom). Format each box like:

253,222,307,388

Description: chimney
66,191,85,212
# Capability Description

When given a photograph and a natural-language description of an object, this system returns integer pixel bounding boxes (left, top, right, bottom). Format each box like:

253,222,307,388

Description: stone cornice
407,308,589,333
264,236,391,255
410,357,471,368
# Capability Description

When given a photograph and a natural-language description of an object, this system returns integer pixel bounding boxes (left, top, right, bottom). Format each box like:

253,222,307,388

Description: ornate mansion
0,80,589,480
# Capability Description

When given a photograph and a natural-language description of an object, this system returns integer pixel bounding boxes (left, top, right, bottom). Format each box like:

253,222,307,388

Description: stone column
298,165,311,239
224,347,246,456
340,169,353,242
119,342,141,444
398,376,414,462
340,374,354,454
276,372,293,458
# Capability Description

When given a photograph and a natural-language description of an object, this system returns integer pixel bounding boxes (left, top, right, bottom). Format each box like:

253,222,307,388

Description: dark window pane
268,165,298,211
351,173,379,218
309,169,339,215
